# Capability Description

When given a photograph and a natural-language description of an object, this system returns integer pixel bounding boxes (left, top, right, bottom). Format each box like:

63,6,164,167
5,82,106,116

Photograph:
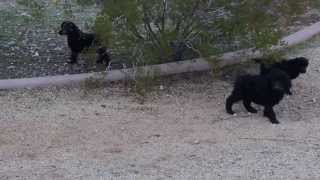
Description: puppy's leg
104,53,111,67
106,61,112,71
226,93,241,114
243,100,257,113
96,53,103,64
263,106,279,124
68,51,78,64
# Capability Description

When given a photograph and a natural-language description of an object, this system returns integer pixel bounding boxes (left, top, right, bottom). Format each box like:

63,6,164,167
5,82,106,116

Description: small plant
81,74,107,95
132,67,161,100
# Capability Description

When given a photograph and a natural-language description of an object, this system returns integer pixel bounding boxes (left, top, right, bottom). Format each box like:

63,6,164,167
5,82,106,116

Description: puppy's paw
105,66,111,72
248,109,258,113
96,60,103,64
270,119,280,124
67,59,77,64
226,110,235,115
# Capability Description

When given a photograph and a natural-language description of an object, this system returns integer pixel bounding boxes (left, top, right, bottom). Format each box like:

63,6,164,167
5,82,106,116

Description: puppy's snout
59,30,65,35
96,47,106,54
272,82,285,92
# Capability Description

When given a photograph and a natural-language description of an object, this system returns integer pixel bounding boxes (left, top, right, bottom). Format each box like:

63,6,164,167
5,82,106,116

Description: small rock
21,12,31,17
150,134,161,138
193,140,200,145
101,104,107,108
132,170,139,174
7,41,15,45
33,51,39,57
128,164,136,167
7,65,16,69
107,148,122,154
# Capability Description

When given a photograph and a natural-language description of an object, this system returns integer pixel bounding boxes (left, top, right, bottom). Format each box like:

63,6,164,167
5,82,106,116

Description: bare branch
161,0,167,32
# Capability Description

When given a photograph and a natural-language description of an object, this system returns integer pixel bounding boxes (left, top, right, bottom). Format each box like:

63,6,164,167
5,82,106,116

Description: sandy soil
1,47,320,179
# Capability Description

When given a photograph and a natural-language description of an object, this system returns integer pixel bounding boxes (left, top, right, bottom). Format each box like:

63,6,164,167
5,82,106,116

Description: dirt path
0,47,320,179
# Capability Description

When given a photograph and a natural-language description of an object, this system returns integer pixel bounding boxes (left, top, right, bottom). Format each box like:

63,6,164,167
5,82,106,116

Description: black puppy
59,21,110,65
254,57,309,80
226,68,292,124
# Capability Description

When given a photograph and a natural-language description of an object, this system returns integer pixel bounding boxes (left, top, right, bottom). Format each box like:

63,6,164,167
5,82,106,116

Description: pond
0,0,105,79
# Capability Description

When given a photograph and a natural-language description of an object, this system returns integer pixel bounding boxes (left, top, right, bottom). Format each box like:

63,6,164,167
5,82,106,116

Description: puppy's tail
252,58,267,64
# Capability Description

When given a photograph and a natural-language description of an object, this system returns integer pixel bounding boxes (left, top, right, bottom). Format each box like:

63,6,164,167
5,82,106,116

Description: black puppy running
59,21,110,66
254,57,309,80
226,68,292,124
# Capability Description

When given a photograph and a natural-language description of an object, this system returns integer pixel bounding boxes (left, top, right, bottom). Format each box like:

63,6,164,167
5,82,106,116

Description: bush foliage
94,0,315,65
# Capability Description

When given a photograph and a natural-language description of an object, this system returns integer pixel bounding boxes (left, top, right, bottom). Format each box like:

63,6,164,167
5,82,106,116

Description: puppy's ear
61,21,70,29
59,21,68,35
96,47,106,54
61,21,66,28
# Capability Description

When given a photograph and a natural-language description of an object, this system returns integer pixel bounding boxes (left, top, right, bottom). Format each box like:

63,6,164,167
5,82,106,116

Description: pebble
53,47,63,51
33,51,40,57
7,65,16,69
193,140,200,145
7,41,15,45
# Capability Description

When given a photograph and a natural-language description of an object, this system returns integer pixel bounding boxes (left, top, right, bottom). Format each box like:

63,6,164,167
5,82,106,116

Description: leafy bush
94,0,312,66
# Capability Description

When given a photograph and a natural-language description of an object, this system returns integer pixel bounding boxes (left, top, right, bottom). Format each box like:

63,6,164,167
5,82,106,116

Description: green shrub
95,0,312,66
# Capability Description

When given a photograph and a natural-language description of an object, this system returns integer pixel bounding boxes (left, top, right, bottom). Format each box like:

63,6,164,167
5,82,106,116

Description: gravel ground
0,46,320,179
0,1,104,79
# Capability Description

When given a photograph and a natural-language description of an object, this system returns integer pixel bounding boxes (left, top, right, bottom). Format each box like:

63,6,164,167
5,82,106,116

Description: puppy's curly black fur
226,68,292,124
254,57,309,80
59,21,110,66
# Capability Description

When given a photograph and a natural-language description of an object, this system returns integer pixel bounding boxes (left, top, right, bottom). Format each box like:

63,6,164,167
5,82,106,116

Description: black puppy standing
226,69,292,124
58,21,110,66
